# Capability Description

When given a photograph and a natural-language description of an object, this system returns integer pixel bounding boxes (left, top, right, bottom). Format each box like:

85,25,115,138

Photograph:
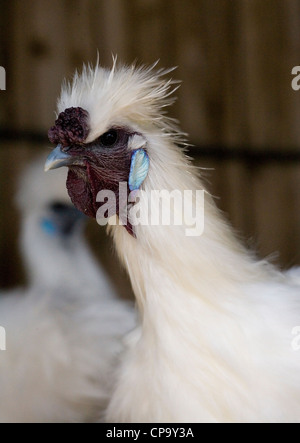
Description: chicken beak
44,144,73,171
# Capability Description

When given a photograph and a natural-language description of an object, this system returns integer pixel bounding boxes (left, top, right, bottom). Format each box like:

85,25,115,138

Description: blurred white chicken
285,267,300,286
45,61,300,423
0,155,135,423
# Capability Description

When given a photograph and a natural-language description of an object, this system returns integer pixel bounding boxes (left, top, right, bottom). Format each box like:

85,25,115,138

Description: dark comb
48,107,90,147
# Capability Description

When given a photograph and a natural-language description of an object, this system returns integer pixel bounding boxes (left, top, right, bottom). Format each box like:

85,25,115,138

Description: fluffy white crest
58,61,185,144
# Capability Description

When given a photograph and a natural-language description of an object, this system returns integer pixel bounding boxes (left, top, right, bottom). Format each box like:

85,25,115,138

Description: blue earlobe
40,218,58,236
128,149,150,191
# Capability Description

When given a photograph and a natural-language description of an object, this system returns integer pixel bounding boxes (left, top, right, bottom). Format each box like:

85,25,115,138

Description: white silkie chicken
45,61,300,423
0,156,135,423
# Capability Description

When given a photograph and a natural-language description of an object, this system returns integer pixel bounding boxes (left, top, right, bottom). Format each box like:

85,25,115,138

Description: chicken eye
49,202,69,213
100,129,118,146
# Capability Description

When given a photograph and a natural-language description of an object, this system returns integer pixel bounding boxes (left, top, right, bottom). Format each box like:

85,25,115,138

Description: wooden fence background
0,0,300,295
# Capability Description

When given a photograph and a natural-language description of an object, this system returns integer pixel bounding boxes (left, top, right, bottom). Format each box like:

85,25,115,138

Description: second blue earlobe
128,149,150,191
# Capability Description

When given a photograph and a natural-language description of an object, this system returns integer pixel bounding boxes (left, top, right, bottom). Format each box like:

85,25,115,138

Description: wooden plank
251,163,300,266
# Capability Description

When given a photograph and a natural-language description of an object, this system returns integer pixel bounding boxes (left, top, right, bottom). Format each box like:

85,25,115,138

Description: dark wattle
64,134,136,235
65,150,132,221
66,169,96,218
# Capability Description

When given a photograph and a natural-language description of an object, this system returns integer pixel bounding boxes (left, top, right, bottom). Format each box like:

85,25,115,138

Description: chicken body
0,157,135,422
45,63,300,422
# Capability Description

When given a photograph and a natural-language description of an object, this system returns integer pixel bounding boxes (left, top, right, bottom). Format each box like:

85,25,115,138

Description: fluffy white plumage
0,155,135,423
53,62,300,422
285,267,300,287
